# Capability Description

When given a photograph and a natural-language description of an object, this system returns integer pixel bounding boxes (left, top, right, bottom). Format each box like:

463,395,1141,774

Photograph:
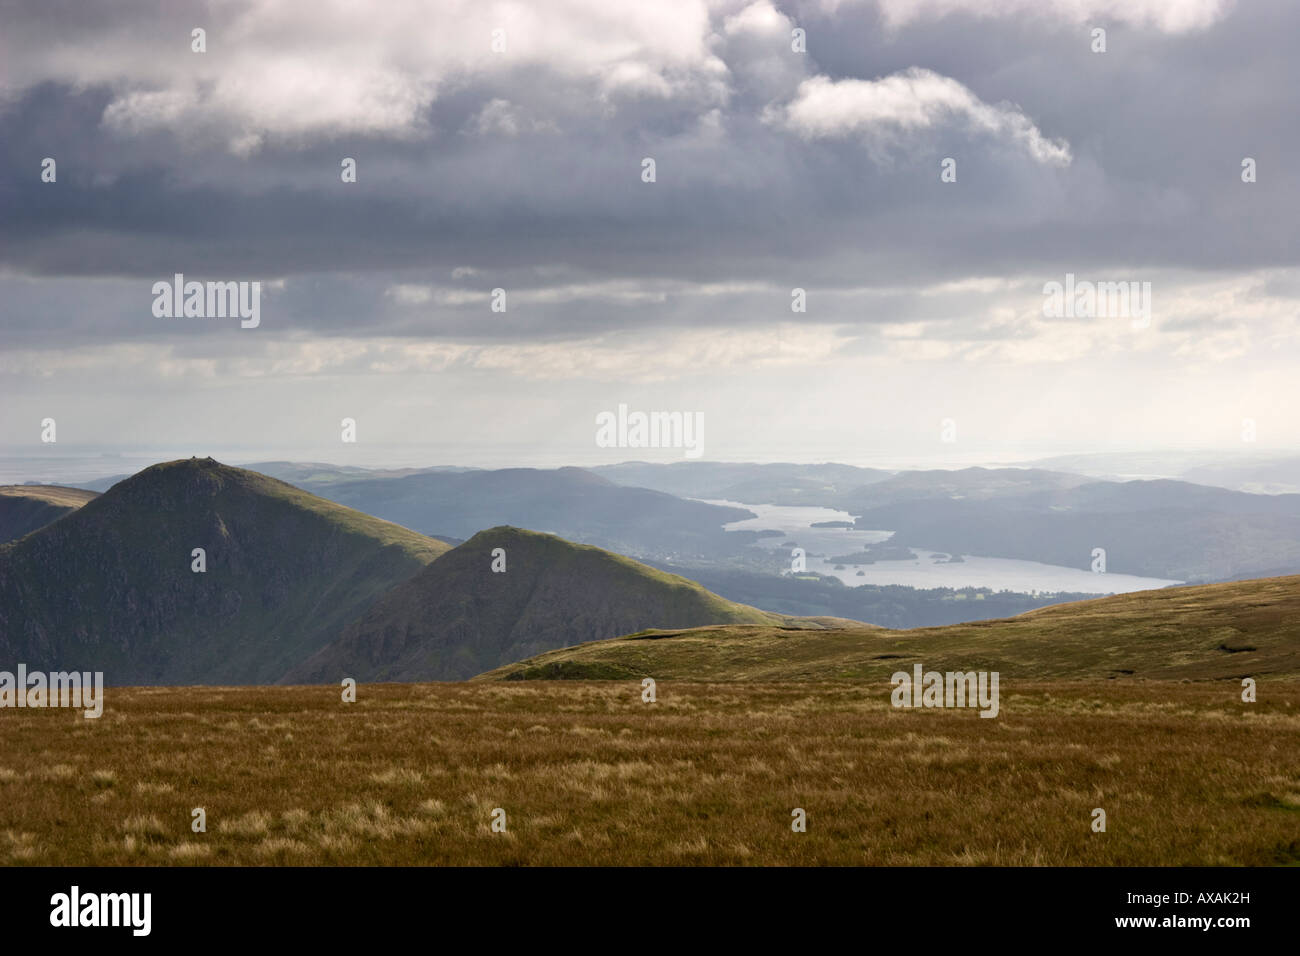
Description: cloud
470,99,520,136
717,1,809,102
772,68,1071,164
1,0,1294,374
853,0,1232,33
3,0,730,152
385,284,434,305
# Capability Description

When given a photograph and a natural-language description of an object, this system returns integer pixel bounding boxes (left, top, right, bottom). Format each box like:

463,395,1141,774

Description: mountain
0,458,449,684
1181,456,1300,495
1017,450,1223,480
0,485,98,543
259,466,756,562
852,477,1300,581
283,526,844,684
837,467,1093,512
591,461,894,506
246,461,478,487
1011,478,1300,515
480,574,1300,682
80,460,480,494
1018,451,1300,494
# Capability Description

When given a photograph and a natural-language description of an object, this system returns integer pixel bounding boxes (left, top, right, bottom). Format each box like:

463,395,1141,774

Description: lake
701,499,1183,596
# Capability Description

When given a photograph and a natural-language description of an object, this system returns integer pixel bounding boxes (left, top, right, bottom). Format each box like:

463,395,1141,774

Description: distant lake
701,499,1183,596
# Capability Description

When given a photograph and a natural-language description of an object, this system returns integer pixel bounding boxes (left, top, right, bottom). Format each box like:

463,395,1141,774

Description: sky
1,0,1296,469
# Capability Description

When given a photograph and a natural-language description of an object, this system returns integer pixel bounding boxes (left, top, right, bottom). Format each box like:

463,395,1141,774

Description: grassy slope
286,526,847,683
0,485,99,543
0,459,449,684
480,574,1300,681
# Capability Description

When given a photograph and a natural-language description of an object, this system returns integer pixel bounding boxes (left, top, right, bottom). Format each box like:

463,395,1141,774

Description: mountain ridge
0,485,99,544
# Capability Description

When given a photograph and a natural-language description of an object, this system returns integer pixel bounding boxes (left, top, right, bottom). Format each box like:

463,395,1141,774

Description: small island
827,541,917,564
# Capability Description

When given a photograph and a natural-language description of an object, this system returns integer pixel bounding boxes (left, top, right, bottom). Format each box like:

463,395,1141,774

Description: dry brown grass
0,485,98,507
1,680,1297,865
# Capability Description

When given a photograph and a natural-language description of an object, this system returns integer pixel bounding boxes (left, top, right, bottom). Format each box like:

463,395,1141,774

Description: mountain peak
0,461,449,684
284,526,792,684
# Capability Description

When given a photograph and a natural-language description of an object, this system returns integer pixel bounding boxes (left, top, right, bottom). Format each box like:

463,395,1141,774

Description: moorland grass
1,680,1296,866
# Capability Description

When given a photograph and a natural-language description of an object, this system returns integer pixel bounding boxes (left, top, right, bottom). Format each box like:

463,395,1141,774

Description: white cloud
716,1,809,102
773,68,1072,165
835,0,1231,33
722,0,793,37
471,99,521,136
385,284,434,305
4,0,731,152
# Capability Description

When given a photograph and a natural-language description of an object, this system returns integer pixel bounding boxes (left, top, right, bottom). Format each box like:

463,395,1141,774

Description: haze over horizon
2,442,1297,489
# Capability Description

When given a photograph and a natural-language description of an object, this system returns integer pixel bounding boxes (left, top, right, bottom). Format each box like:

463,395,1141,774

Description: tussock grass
0,681,1296,865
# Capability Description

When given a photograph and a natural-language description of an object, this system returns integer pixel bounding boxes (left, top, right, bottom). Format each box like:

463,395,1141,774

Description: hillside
284,526,842,684
1183,455,1300,495
0,458,449,684
591,461,894,506
854,489,1300,581
480,574,1300,682
837,466,1093,512
0,485,98,543
259,465,756,562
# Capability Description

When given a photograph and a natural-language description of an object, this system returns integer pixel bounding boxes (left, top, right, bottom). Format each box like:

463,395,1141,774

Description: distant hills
1181,456,1300,496
1021,451,1300,495
246,463,756,562
6,457,1300,688
589,463,1300,583
660,565,1097,628
30,456,1300,587
0,485,98,544
588,463,1300,583
852,471,1300,581
283,526,839,684
481,574,1300,682
56,456,1300,590
838,467,1091,512
0,459,449,684
590,461,893,507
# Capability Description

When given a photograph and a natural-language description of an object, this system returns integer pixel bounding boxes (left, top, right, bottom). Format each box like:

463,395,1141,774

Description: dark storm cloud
0,0,1296,353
